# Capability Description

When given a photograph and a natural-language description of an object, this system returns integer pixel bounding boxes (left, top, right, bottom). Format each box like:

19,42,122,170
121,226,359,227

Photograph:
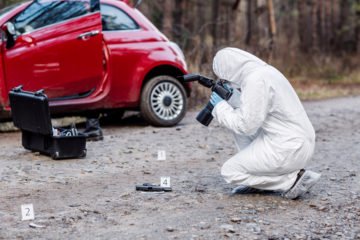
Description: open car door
2,0,102,100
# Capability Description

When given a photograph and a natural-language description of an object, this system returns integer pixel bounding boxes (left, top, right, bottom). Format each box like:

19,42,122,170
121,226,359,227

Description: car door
100,2,149,104
2,0,103,100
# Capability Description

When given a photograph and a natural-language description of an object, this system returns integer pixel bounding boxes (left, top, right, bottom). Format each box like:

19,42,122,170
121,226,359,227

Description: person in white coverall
210,48,321,199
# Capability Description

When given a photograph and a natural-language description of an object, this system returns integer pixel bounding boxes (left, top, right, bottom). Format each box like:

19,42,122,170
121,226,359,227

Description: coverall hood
212,48,267,86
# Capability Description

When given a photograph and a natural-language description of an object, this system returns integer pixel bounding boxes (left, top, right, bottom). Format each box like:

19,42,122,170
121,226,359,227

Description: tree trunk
324,0,332,51
245,0,258,46
196,0,207,71
337,0,352,52
182,0,192,35
316,0,324,51
297,0,311,52
311,0,318,51
232,0,242,44
232,0,241,11
355,0,360,52
173,0,184,43
225,3,230,43
162,0,173,38
267,0,276,52
211,0,220,52
245,0,252,45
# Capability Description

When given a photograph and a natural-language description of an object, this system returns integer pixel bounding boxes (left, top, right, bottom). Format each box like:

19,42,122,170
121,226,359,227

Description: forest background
1,0,360,105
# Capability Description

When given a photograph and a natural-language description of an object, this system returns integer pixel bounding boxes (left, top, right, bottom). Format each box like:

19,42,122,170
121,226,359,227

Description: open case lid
9,87,53,135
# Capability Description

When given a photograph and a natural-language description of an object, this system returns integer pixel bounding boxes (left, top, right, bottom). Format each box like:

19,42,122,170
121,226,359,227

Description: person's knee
221,160,245,183
221,161,231,177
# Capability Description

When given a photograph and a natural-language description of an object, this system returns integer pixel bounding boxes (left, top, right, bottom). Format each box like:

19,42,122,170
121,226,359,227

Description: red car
0,0,189,126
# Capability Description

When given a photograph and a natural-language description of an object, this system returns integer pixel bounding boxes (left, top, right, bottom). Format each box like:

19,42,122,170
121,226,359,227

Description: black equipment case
9,87,87,160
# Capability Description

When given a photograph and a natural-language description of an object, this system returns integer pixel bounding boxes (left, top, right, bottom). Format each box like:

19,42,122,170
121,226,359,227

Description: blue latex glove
210,92,223,106
223,83,233,93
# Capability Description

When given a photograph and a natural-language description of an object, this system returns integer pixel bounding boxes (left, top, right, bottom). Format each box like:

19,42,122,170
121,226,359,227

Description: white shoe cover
283,170,321,199
231,185,256,194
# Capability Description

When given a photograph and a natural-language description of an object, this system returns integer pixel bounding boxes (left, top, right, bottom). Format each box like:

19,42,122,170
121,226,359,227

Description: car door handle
77,30,99,40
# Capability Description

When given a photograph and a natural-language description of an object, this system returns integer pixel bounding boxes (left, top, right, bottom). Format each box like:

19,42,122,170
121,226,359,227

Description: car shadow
0,112,155,133
100,113,149,127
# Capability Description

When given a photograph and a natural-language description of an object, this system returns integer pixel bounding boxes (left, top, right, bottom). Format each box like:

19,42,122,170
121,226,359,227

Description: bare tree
245,0,259,46
267,0,276,52
173,0,184,43
297,0,312,52
356,0,360,51
162,0,173,38
211,0,220,52
311,0,318,51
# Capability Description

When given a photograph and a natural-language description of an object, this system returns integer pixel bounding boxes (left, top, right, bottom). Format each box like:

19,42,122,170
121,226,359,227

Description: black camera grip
213,84,232,100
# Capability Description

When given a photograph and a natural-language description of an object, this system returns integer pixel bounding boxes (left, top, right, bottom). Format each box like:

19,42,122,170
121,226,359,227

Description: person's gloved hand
210,92,223,106
223,83,233,93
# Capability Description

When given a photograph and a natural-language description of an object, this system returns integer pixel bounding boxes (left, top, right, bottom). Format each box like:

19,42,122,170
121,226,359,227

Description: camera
179,74,232,126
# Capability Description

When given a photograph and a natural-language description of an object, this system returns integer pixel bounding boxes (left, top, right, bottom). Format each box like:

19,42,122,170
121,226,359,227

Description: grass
290,70,360,100
295,82,360,100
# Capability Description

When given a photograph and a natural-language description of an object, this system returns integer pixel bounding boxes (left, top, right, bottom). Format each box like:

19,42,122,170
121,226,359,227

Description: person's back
264,66,315,142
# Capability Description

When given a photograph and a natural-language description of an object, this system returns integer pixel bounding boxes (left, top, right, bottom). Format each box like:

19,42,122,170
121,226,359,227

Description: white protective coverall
212,48,316,192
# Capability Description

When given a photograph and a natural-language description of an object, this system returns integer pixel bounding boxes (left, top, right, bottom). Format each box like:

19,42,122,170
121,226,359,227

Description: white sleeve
212,78,269,136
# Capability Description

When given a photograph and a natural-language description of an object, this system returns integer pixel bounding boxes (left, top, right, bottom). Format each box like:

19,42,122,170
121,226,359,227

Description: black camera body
179,74,232,126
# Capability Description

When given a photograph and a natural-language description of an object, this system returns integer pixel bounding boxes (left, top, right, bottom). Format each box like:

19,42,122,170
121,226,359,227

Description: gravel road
0,96,359,239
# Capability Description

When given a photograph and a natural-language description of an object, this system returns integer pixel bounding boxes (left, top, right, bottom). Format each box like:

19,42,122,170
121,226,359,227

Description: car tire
140,75,187,127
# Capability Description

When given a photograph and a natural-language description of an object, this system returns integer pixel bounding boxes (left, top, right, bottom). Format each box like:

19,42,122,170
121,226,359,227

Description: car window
12,1,91,35
101,4,139,31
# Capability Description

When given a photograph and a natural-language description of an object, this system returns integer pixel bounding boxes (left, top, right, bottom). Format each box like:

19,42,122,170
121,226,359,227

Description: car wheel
140,75,187,127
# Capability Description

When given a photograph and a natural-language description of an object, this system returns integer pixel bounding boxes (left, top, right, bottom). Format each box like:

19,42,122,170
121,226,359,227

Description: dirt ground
0,96,359,240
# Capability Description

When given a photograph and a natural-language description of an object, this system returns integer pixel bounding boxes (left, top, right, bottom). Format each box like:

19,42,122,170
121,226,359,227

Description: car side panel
3,12,103,99
103,31,187,108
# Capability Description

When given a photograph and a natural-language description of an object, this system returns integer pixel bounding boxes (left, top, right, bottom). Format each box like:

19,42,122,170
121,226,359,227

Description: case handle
13,85,23,92
35,89,45,96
